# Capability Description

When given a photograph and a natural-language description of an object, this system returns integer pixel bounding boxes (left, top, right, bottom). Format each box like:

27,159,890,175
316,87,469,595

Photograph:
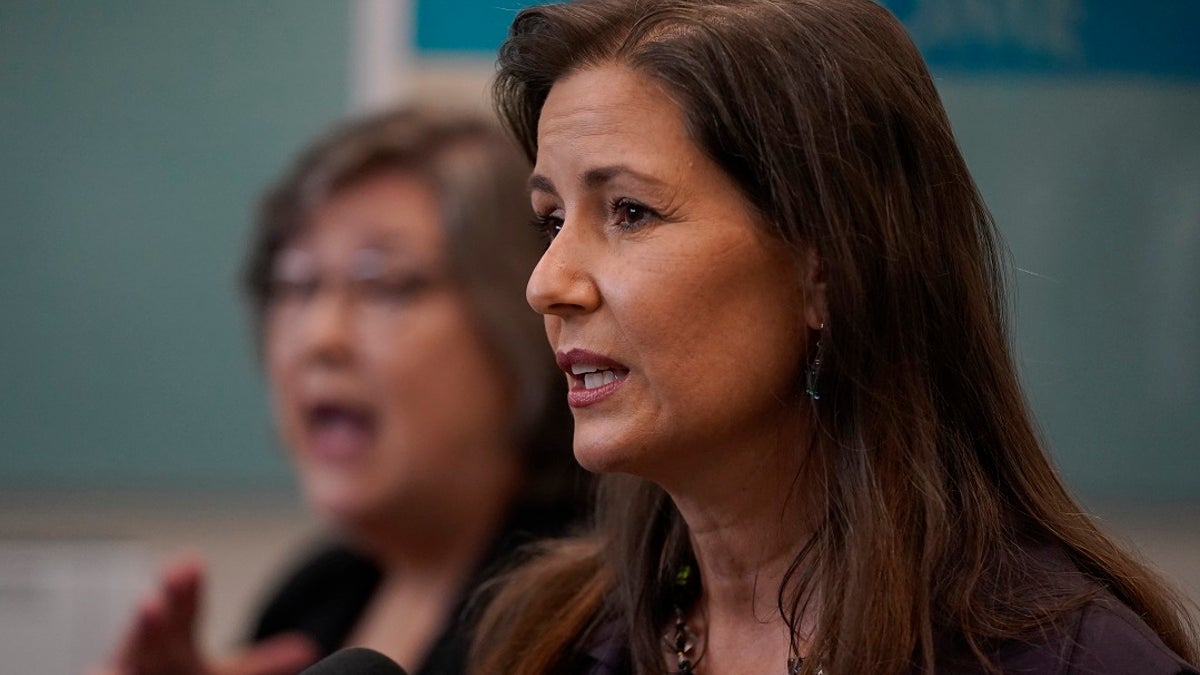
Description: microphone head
298,647,409,675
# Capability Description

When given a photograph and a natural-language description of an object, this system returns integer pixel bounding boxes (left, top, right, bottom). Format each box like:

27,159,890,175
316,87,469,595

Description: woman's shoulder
1061,594,1197,674
249,540,383,655
471,535,615,675
947,593,1198,675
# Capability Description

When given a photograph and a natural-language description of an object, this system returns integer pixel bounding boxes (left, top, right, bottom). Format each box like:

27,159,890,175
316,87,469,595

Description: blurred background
1,0,1197,671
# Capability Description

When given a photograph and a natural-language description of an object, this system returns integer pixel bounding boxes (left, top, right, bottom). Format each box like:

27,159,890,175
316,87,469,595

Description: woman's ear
802,246,827,330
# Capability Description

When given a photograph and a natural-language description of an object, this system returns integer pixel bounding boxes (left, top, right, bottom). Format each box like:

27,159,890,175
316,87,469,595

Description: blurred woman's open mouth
305,401,378,461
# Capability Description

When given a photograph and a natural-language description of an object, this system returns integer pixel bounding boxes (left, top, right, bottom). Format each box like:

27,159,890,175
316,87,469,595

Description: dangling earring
805,322,826,401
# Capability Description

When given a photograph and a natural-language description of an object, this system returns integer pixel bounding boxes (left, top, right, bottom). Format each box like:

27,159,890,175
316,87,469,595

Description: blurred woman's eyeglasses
266,246,446,320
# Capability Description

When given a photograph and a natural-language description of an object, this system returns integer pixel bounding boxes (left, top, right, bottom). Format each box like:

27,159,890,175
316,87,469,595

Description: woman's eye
530,212,564,243
612,198,657,231
269,278,317,301
269,248,319,301
358,275,433,304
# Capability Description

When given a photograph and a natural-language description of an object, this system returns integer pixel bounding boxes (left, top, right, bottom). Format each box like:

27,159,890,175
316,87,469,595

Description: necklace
665,565,820,675
665,606,808,674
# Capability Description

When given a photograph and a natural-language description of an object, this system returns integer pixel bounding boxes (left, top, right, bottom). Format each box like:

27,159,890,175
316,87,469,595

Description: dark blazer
573,557,1198,675
250,504,575,675
939,593,1199,674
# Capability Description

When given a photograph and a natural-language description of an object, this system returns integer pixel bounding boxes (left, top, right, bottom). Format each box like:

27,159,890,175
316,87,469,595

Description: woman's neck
664,417,819,674
345,443,524,668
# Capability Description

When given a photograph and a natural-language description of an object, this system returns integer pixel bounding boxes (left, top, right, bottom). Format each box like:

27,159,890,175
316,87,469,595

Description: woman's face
264,171,514,529
528,64,817,484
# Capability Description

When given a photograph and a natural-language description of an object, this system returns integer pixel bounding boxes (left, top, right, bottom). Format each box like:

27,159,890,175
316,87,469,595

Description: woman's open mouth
557,349,630,408
572,363,629,389
304,401,378,460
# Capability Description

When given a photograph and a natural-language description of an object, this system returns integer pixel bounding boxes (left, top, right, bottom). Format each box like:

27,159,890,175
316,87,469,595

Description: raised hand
91,555,319,675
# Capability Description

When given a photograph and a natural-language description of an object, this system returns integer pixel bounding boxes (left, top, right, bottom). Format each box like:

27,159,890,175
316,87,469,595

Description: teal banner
416,0,1200,79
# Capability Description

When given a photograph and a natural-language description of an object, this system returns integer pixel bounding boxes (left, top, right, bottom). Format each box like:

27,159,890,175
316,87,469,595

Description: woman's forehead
289,175,446,260
534,65,704,189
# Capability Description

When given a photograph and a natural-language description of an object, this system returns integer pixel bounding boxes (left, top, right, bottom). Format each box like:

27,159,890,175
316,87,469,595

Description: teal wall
939,81,1200,500
1,1,1196,500
0,1,349,491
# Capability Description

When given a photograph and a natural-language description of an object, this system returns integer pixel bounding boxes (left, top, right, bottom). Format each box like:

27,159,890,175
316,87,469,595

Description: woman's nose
299,289,356,366
526,225,599,317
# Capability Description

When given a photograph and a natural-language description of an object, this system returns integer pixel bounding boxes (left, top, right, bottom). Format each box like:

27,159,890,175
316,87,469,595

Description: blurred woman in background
98,107,584,675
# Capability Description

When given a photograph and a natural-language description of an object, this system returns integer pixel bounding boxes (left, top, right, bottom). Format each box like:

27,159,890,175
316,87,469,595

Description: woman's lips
556,348,630,408
305,403,376,460
566,374,628,408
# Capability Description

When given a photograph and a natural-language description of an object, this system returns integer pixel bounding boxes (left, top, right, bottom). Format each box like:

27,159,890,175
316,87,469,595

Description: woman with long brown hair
471,1,1199,673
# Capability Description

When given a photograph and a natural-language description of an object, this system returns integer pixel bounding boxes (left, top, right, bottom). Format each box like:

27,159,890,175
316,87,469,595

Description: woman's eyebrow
359,230,411,252
347,233,424,265
528,165,670,196
582,164,668,190
528,173,557,196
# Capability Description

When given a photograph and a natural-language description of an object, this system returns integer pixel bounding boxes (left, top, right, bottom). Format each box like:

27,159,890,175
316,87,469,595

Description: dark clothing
250,505,574,675
573,551,1198,675
575,594,1198,674
250,545,380,658
941,593,1199,674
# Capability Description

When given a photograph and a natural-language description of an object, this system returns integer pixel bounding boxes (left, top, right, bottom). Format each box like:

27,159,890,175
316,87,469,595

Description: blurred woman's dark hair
473,1,1199,673
243,107,580,512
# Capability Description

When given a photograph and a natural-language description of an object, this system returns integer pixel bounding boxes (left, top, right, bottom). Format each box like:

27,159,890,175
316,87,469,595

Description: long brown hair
474,1,1198,673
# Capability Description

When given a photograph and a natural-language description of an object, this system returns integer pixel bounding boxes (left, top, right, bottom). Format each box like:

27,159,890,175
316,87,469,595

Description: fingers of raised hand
212,633,321,675
101,554,210,675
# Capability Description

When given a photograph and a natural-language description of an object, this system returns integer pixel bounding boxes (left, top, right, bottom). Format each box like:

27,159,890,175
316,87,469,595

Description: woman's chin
309,496,360,526
572,437,645,476
301,479,375,527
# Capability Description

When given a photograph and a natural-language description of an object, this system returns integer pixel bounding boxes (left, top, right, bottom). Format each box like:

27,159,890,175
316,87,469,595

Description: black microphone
298,647,409,675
